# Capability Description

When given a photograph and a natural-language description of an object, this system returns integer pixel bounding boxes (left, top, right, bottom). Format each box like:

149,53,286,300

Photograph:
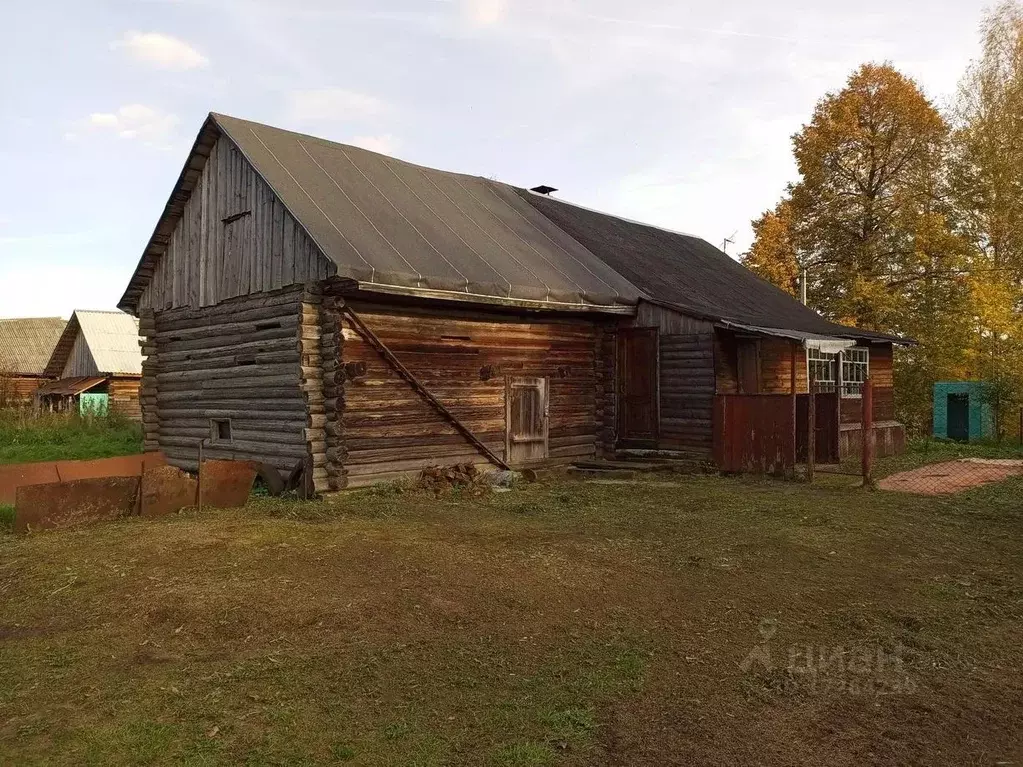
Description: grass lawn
1,474,1021,765
0,411,142,465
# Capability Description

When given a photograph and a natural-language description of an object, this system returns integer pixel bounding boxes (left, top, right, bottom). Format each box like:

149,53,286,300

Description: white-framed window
807,346,869,397
841,347,869,397
807,348,838,393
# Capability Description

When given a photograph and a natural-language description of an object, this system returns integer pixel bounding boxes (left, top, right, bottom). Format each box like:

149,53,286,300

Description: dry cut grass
1,473,1022,765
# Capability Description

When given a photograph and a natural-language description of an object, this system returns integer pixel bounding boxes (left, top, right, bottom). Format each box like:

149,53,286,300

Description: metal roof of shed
0,317,66,375
44,311,142,378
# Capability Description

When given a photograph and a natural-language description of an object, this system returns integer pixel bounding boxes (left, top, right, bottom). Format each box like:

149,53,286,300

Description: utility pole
800,267,808,305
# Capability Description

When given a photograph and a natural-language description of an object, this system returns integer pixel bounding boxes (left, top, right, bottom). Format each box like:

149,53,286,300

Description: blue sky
0,0,990,317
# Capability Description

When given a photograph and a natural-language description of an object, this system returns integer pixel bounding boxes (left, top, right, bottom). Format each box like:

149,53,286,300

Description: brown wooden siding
715,332,738,394
659,333,714,455
760,338,807,394
138,286,314,473
337,303,598,487
631,301,716,335
138,134,335,311
108,377,142,420
0,375,48,407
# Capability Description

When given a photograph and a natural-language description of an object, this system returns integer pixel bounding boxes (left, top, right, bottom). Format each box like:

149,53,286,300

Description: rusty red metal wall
713,394,795,475
796,392,840,464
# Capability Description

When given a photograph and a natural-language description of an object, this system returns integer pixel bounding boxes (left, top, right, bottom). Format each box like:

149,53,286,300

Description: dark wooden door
947,393,970,441
506,377,549,465
737,340,761,394
618,328,659,446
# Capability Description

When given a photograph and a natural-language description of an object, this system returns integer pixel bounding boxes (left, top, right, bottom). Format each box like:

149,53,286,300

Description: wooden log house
118,113,909,492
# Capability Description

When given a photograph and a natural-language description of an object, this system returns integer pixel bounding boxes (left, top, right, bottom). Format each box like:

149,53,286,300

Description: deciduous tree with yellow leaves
743,4,1023,437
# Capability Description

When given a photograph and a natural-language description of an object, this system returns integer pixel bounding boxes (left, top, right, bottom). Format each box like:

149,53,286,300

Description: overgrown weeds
0,409,142,464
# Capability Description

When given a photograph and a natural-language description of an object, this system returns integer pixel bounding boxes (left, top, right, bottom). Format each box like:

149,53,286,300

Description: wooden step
567,467,637,480
572,460,661,472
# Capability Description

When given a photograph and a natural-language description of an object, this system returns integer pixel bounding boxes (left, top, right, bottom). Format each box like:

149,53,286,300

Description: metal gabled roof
44,310,142,378
0,317,66,375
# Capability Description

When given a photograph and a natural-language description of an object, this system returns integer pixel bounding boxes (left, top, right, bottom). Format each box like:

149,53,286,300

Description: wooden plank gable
138,134,335,312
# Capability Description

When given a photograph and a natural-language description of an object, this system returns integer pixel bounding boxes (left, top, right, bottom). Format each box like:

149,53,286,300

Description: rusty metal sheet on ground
0,463,60,505
54,452,167,482
140,465,197,518
14,477,141,533
0,452,167,505
200,460,257,509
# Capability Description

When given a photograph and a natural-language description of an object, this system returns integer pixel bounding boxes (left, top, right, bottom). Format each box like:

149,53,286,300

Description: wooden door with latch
506,377,549,465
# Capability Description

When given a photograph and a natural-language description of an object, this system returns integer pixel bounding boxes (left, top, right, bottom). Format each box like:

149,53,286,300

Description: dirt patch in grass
879,459,1023,495
1,475,1021,765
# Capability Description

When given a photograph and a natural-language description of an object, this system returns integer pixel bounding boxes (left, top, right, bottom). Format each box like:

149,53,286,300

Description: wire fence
804,372,1023,495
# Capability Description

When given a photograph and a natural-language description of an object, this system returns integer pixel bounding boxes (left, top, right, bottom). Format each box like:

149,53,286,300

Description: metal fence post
862,377,874,487
807,366,816,483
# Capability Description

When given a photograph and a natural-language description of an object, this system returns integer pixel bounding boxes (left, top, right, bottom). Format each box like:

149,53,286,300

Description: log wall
594,324,617,457
138,286,314,474
336,302,599,487
623,302,716,455
659,333,714,455
138,134,335,312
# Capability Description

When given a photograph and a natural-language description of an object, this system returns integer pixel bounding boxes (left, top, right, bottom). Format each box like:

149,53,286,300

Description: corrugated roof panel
76,311,142,375
46,311,142,378
0,317,66,375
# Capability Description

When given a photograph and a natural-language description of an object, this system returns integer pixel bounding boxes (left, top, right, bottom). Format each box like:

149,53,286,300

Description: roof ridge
521,189,704,242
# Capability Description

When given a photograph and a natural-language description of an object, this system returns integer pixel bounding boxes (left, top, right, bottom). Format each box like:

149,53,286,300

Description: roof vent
530,185,558,196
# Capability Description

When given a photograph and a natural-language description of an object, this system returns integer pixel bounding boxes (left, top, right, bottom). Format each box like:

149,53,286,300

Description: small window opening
255,320,281,331
236,353,257,366
210,418,233,443
441,335,472,342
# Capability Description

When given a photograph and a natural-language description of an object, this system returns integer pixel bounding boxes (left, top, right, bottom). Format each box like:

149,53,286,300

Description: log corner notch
138,309,159,453
341,307,511,472
298,284,330,496
319,294,346,491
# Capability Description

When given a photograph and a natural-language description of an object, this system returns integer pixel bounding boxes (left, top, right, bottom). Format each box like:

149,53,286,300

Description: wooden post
807,365,816,483
862,377,874,487
197,439,205,513
790,342,798,474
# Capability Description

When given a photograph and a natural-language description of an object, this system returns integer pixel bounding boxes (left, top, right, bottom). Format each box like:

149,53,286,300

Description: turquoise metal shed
933,381,994,442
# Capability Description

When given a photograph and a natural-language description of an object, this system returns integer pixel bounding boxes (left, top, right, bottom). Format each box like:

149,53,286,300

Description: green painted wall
932,381,994,441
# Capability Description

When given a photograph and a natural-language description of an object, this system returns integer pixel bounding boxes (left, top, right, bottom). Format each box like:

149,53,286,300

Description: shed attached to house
119,112,910,491
0,317,66,407
38,310,143,418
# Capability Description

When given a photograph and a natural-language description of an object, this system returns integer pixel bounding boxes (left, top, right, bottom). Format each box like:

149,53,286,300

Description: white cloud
286,88,390,123
112,31,208,71
350,134,401,155
462,0,507,27
72,104,180,147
